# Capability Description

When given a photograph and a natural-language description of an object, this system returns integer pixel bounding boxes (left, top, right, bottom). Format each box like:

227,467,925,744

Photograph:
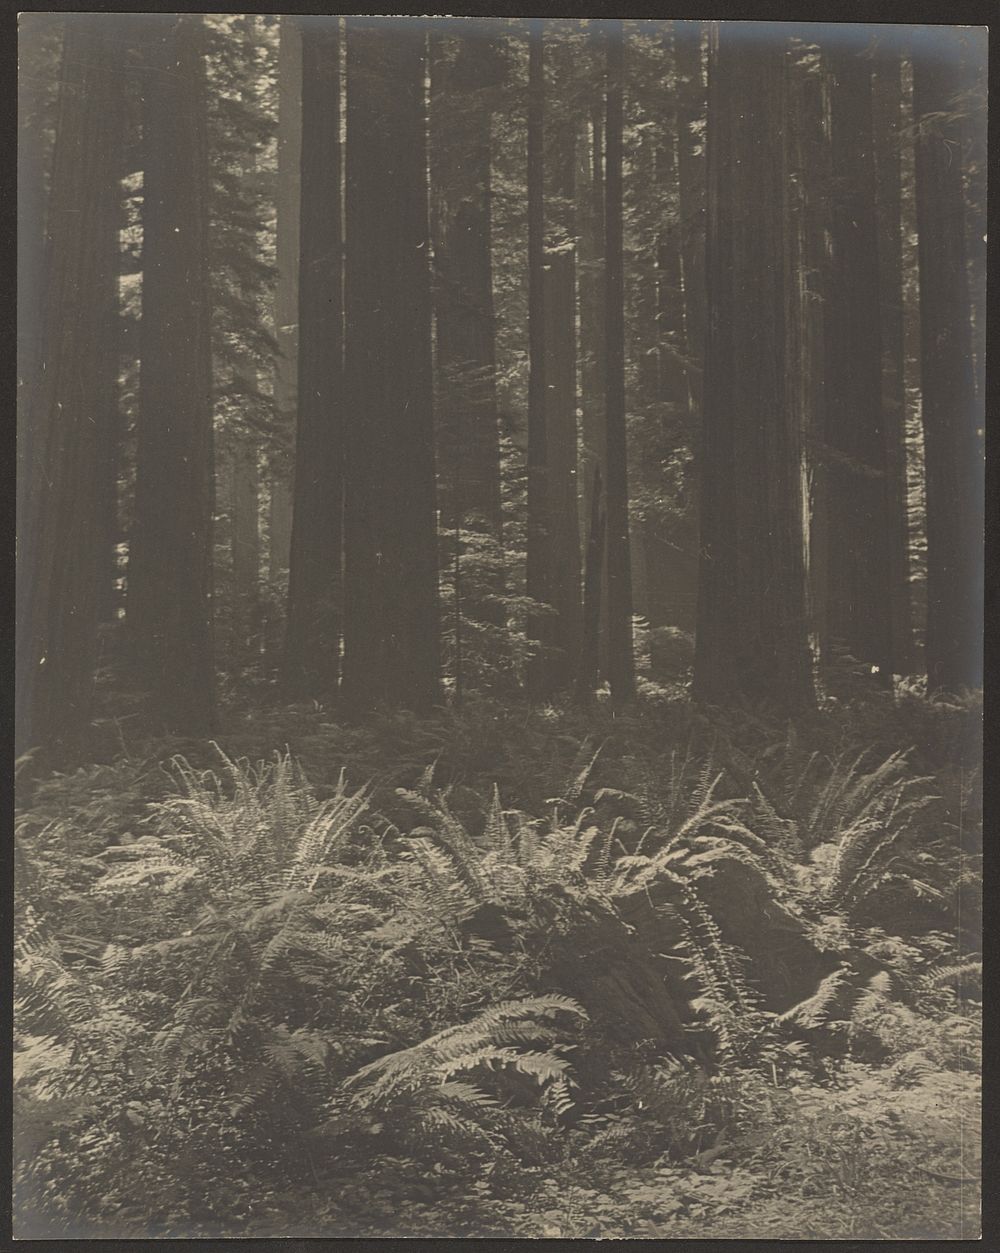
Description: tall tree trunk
824,38,893,678
16,15,125,757
231,426,260,648
126,15,215,736
524,20,555,698
429,24,505,694
912,27,984,692
673,20,706,418
603,19,635,705
342,19,440,713
283,18,343,701
577,86,606,560
693,24,814,710
430,26,503,539
873,49,914,675
543,246,582,688
269,16,301,583
576,462,606,702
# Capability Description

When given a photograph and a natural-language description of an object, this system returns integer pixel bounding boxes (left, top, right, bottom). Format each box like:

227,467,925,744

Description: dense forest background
15,15,984,1240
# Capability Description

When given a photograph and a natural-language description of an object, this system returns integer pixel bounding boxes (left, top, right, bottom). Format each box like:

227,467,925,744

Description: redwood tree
823,33,894,679
283,18,344,700
341,19,440,712
912,26,984,692
693,23,814,709
603,19,635,704
524,19,555,698
16,15,125,756
127,14,215,735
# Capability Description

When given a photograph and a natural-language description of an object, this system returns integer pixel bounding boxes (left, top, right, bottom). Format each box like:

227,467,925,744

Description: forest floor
14,674,982,1239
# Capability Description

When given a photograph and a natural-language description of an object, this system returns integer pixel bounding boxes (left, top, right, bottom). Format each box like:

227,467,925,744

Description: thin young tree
283,17,344,700
912,25,984,692
341,18,440,712
823,32,894,680
268,16,301,582
872,38,914,675
603,18,636,704
693,23,814,709
429,22,506,693
524,18,556,698
126,14,216,735
16,15,125,757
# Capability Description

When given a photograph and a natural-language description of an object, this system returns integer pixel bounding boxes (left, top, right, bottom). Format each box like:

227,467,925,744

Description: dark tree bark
543,247,583,688
268,15,301,583
693,24,815,710
577,80,606,558
912,27,984,692
16,15,125,757
430,26,504,540
341,19,440,713
231,425,260,637
283,19,344,701
429,25,505,695
127,14,215,736
873,48,914,675
823,38,894,678
576,463,606,702
524,20,556,698
543,35,583,688
672,20,707,418
603,19,636,705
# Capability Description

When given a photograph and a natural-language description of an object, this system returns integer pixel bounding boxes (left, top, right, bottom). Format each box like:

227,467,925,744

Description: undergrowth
14,689,981,1238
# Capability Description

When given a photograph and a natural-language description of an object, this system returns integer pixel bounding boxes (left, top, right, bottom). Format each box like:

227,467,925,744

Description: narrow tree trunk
576,463,606,702
603,19,635,705
126,14,215,736
824,38,893,678
873,49,914,676
94,69,125,624
284,19,343,701
269,15,301,583
693,24,815,710
543,246,582,688
577,89,606,557
912,28,984,692
231,427,260,645
342,19,440,713
430,26,503,539
524,20,554,698
16,15,125,757
673,20,706,417
429,25,505,691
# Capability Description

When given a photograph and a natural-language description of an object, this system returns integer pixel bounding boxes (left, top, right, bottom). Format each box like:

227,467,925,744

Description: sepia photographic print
14,12,985,1240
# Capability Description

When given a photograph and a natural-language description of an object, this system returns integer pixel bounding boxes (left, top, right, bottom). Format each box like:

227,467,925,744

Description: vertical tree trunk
283,19,343,701
429,24,505,694
269,15,301,583
524,19,554,699
577,85,606,558
576,462,606,702
693,24,814,710
430,25,503,539
126,13,215,736
873,49,914,675
603,19,636,705
342,19,440,713
16,15,125,757
824,38,893,678
912,27,984,692
673,20,706,418
231,427,260,639
543,246,582,687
